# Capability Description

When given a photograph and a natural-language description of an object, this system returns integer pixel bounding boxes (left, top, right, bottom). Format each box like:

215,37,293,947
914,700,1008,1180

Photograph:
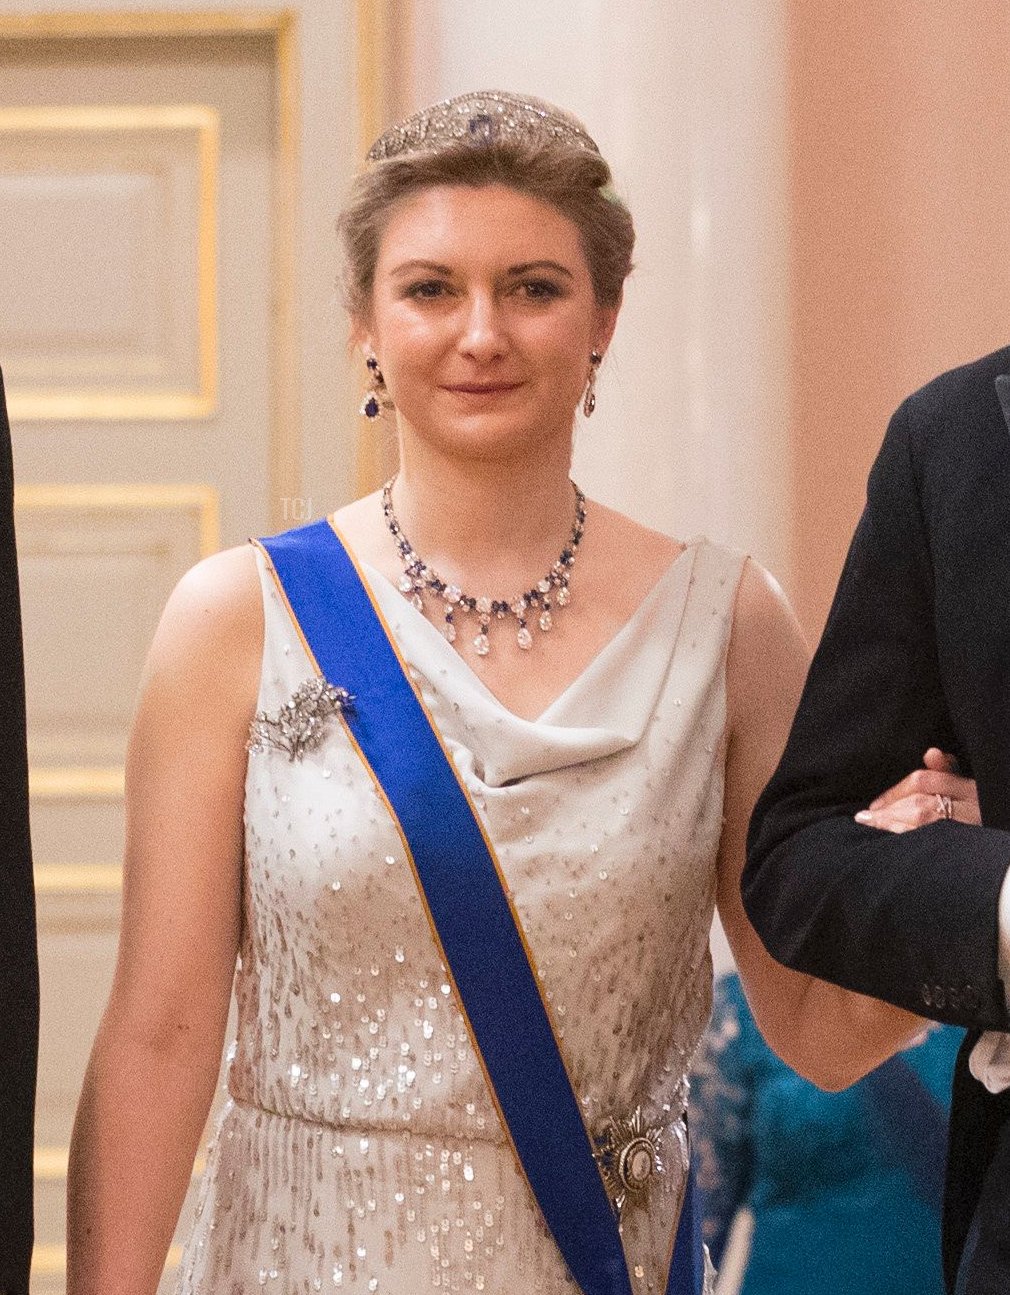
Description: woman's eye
519,279,563,301
406,280,449,300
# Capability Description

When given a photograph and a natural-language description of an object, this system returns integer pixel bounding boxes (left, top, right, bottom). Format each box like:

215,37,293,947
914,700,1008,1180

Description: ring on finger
935,793,954,821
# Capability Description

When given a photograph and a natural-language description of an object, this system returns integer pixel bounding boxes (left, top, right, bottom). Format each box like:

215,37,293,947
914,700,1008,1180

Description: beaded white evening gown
175,535,742,1294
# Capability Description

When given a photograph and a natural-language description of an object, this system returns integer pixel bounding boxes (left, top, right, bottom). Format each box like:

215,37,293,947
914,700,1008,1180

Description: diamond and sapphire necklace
381,477,586,657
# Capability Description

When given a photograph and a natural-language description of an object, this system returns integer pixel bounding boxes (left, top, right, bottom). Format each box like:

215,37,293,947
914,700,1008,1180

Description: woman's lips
442,382,523,395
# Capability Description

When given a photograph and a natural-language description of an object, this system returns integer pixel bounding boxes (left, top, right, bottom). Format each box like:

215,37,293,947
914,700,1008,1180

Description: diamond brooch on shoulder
247,677,353,762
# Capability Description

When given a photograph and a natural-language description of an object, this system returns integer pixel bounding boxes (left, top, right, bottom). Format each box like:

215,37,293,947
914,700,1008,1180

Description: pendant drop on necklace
381,478,586,658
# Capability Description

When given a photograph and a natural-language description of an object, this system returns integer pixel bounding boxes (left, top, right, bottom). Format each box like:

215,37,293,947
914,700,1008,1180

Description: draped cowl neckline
359,542,700,787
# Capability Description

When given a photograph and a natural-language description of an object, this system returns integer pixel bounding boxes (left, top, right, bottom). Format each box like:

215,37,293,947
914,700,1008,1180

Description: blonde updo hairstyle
338,133,635,324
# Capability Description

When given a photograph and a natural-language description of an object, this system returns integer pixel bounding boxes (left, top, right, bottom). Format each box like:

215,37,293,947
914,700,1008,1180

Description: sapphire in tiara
467,113,496,144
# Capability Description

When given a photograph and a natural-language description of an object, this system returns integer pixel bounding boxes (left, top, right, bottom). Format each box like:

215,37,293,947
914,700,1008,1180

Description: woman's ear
594,301,621,356
348,311,375,358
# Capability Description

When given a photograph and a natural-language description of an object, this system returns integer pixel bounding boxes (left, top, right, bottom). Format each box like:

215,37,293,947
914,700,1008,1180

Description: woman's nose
457,293,507,361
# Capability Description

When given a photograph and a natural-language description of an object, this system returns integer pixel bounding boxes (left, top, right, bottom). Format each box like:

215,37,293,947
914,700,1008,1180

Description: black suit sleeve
743,396,1010,1031
0,370,38,1293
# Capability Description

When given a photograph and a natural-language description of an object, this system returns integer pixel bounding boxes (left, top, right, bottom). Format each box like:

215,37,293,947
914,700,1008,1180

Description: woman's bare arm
716,559,928,1090
67,545,262,1293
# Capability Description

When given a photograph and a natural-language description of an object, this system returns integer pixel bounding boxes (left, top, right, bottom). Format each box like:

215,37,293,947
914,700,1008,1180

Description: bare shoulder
576,501,685,619
730,558,803,639
587,500,684,559
323,490,396,577
142,543,263,711
330,490,386,547
726,558,810,727
168,542,262,624
331,490,382,533
583,500,684,576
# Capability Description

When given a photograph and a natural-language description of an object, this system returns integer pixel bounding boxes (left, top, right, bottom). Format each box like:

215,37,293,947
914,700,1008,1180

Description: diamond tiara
366,90,601,164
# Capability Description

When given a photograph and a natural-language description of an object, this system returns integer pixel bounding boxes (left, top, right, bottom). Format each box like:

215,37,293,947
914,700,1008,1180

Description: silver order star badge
593,1106,665,1225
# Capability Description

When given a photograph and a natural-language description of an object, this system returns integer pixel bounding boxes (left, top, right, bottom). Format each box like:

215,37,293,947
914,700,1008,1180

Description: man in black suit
0,368,38,1294
743,345,1010,1294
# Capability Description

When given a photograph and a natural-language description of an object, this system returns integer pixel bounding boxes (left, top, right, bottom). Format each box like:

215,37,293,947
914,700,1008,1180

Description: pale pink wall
789,2,1010,636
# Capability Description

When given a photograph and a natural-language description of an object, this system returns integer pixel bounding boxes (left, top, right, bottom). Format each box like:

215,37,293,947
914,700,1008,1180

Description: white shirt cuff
968,863,1010,1093
998,861,1010,993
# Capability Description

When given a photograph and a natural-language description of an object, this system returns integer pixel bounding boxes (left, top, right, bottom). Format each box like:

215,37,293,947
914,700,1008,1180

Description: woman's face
357,183,618,464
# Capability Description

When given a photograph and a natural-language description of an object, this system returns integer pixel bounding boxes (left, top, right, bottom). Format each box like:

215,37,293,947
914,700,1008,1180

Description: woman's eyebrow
387,258,575,280
389,259,454,276
507,260,574,279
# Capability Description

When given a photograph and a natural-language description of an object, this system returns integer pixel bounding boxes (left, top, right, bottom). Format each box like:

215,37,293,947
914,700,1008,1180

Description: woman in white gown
66,92,976,1295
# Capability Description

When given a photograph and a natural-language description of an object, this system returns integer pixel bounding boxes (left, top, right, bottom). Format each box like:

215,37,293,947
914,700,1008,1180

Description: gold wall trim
0,103,219,422
34,1146,68,1180
33,1146,203,1274
19,483,220,800
0,11,288,39
29,767,125,800
353,0,386,500
15,481,221,556
197,105,220,417
9,389,210,421
31,1244,182,1279
269,9,301,531
0,103,215,132
353,0,412,500
35,1145,206,1179
0,8,301,516
353,0,415,156
35,863,123,894
355,0,387,162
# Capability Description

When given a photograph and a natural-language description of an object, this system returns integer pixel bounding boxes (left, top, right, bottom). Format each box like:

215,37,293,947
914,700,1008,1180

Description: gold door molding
0,103,219,421
34,1146,207,1181
9,15,387,1286
33,863,123,895
0,9,302,529
26,484,222,1282
353,0,415,499
31,1246,184,1282
17,482,220,839
15,481,221,554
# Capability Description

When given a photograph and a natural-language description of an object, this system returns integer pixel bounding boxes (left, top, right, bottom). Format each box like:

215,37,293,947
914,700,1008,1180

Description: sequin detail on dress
247,676,353,762
176,539,743,1293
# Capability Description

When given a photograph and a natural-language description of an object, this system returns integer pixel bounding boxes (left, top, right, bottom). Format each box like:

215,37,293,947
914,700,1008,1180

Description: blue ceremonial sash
258,519,705,1295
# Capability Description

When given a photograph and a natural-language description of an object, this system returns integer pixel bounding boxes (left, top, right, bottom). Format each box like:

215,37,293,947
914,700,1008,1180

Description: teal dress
690,974,961,1295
